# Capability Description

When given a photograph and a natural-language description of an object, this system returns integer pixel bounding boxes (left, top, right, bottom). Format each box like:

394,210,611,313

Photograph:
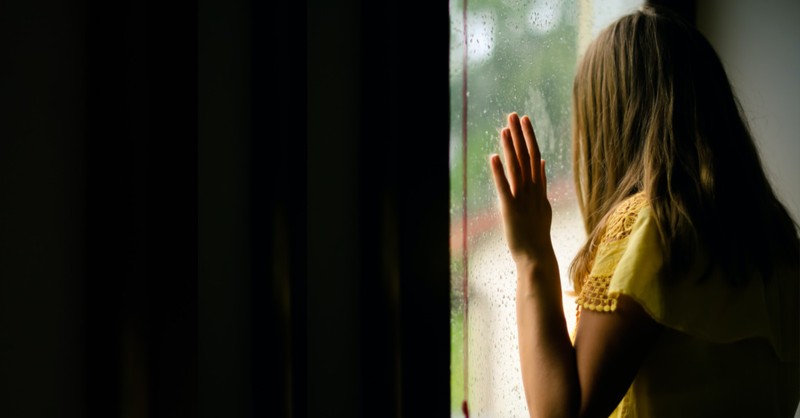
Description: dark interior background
1,1,796,417
1,0,448,416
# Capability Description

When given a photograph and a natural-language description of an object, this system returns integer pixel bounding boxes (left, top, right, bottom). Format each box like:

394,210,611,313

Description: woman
489,5,799,418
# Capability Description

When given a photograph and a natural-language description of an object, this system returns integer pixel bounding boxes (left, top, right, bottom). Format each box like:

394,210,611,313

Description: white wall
696,3,800,416
697,0,800,221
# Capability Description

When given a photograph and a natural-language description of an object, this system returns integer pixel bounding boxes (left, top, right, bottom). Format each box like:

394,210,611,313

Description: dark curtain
0,0,449,417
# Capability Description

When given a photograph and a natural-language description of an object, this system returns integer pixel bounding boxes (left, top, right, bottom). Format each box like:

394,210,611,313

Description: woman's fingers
490,154,512,203
520,115,541,185
501,128,521,194
499,112,546,196
507,113,532,183
541,159,548,196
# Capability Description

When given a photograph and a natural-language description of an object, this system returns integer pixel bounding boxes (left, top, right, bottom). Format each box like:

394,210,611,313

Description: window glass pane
449,1,642,416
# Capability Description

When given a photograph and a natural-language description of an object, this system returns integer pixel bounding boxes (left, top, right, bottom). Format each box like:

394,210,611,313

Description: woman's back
634,329,798,416
577,193,799,417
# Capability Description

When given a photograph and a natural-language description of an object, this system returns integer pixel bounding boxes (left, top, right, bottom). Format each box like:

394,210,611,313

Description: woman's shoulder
600,192,650,245
596,193,798,363
577,192,654,313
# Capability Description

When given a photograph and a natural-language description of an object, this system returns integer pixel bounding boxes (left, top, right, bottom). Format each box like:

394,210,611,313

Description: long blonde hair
569,6,798,290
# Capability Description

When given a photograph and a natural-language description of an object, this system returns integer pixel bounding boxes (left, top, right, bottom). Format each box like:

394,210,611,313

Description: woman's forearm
487,113,580,417
516,254,580,418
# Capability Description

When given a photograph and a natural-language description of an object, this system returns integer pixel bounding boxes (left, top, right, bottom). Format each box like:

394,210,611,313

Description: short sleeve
576,193,650,314
577,193,798,362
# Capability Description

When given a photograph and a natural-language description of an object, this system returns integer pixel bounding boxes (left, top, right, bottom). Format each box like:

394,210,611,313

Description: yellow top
576,193,800,417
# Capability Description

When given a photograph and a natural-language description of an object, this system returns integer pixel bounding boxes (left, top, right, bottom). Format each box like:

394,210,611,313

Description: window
449,1,642,415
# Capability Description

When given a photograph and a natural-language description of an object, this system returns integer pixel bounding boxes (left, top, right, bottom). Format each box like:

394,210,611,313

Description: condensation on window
449,1,643,416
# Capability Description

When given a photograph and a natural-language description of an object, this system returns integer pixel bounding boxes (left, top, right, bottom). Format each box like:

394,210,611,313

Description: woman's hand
489,113,554,268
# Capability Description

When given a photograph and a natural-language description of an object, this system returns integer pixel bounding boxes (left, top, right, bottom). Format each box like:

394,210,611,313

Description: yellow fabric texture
575,193,800,417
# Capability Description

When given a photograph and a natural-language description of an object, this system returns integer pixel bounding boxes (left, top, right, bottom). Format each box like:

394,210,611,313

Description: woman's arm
490,113,662,418
515,255,579,418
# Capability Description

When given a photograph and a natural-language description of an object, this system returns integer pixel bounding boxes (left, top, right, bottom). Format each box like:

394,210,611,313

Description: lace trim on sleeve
576,193,648,314
576,275,617,312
